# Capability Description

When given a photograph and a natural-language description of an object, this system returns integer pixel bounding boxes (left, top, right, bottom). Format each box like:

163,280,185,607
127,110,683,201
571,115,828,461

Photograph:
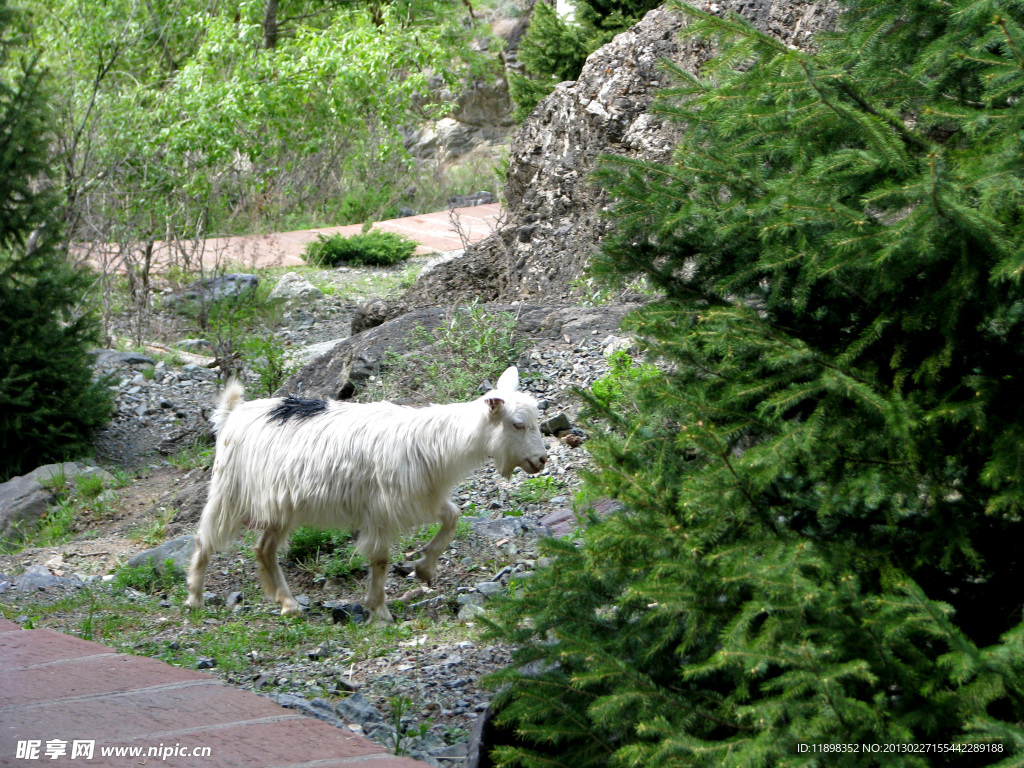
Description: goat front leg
185,534,213,611
254,528,300,616
412,500,459,586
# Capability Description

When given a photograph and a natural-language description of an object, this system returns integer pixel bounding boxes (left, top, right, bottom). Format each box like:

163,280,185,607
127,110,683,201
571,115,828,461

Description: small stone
226,591,244,610
328,602,367,625
196,657,216,670
476,581,503,597
458,603,486,622
541,413,571,435
307,642,333,661
253,673,273,689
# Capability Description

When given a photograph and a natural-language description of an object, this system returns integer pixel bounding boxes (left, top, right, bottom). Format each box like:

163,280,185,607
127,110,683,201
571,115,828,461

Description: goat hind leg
364,541,394,624
413,500,459,586
254,529,300,616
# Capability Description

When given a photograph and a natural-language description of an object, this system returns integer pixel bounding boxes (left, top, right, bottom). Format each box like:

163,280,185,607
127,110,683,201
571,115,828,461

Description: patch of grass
1,466,124,553
33,498,77,546
399,518,473,553
36,465,69,493
304,230,418,268
287,527,367,583
169,442,215,471
371,300,526,403
114,560,180,594
128,507,175,547
74,472,107,500
512,475,561,505
109,468,135,487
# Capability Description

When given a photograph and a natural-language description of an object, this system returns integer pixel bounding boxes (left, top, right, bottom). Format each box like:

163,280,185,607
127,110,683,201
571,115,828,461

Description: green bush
304,230,417,268
241,334,299,396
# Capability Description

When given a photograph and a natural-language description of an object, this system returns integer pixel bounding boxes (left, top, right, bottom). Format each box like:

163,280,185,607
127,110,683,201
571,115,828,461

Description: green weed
74,472,107,500
169,442,215,471
241,334,299,396
512,475,561,505
33,499,77,546
128,507,175,547
287,527,367,583
114,560,180,594
36,465,69,493
373,300,525,403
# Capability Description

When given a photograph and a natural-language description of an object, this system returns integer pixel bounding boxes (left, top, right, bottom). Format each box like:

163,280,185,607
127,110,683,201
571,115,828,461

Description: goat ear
496,366,519,392
485,394,505,414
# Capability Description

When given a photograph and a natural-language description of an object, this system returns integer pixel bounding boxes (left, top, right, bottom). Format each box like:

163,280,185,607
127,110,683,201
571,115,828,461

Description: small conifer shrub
303,230,417,267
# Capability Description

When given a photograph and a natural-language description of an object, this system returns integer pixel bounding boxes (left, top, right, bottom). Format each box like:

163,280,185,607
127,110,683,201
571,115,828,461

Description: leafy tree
484,0,1024,765
0,0,112,481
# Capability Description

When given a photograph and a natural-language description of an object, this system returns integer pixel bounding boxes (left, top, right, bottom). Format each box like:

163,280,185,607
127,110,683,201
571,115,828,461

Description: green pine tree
484,0,1024,765
0,0,112,482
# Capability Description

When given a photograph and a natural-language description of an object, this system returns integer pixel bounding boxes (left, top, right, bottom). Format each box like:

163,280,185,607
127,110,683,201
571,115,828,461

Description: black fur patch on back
267,396,329,424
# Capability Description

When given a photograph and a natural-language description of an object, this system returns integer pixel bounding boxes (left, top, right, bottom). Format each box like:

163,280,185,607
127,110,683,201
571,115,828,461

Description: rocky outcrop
400,0,840,307
281,303,636,402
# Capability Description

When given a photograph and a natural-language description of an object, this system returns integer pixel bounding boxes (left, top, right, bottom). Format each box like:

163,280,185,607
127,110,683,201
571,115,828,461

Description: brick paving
86,203,503,274
0,619,428,768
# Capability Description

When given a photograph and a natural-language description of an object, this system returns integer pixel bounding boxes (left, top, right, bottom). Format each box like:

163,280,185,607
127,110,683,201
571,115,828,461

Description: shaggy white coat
186,367,547,622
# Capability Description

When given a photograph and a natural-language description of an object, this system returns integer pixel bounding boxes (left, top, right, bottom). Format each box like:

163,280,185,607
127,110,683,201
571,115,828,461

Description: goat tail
212,378,245,434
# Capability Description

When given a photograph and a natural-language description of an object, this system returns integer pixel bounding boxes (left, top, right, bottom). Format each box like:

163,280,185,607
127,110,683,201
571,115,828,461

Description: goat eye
513,422,526,431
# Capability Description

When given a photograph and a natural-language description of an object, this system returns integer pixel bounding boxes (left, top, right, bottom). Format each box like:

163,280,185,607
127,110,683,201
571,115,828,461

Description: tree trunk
263,0,279,49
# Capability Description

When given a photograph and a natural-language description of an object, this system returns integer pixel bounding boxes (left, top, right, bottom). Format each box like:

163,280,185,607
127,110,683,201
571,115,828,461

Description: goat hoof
368,607,394,624
411,558,436,586
280,601,303,616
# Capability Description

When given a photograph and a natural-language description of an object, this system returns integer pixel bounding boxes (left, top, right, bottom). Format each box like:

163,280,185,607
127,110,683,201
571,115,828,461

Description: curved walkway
87,204,503,274
0,619,427,767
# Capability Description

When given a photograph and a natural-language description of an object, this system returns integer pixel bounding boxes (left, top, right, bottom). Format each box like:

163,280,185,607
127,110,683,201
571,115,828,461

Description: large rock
268,272,323,305
280,303,635,401
400,0,839,307
0,462,112,545
163,273,259,309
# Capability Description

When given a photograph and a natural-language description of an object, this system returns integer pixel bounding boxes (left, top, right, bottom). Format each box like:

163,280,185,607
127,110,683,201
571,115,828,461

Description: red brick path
0,619,427,768
86,204,503,274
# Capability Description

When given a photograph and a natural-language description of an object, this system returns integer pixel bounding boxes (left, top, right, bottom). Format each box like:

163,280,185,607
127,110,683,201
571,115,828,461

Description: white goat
185,367,547,622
